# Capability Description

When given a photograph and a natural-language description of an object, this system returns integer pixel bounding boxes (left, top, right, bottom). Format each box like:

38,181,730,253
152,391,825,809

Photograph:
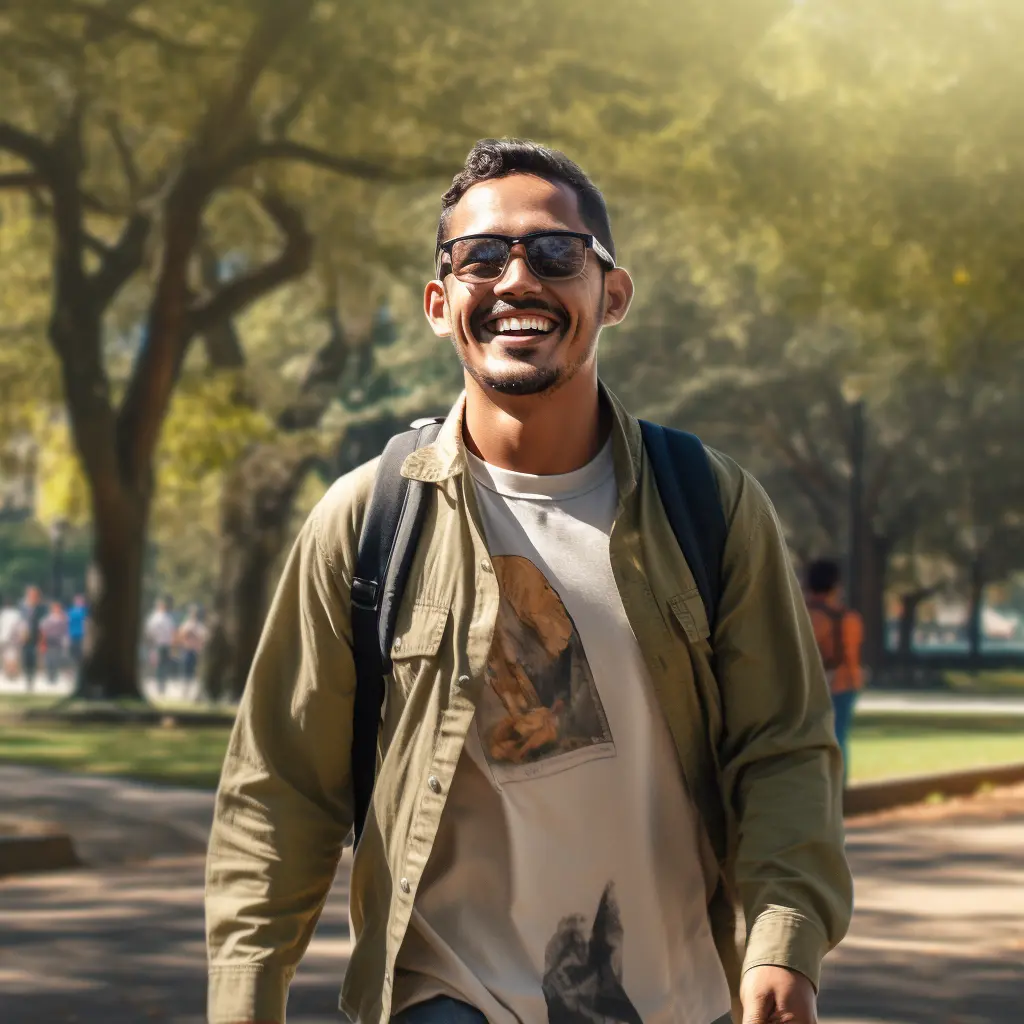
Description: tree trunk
202,414,408,701
77,485,151,699
204,445,325,700
861,532,891,672
966,555,986,666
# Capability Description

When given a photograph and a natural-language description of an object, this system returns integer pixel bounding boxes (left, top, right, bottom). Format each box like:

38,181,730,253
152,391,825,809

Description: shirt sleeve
713,470,853,990
205,504,356,1024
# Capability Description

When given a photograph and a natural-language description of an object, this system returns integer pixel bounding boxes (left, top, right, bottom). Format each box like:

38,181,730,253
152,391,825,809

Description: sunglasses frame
436,230,616,282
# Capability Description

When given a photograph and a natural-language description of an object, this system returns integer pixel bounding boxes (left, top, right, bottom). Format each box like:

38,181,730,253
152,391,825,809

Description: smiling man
206,140,852,1024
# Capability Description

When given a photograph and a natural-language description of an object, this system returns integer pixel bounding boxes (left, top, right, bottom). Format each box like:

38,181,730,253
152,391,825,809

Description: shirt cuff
742,905,830,991
208,963,290,1024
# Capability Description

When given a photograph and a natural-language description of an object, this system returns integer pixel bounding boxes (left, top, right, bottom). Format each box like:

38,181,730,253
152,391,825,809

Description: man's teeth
492,316,556,333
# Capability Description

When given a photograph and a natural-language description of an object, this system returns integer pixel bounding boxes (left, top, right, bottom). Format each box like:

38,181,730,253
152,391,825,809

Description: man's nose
493,243,542,294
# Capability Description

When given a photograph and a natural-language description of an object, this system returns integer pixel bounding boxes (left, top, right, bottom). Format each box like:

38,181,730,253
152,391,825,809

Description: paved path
1,767,1022,1024
856,692,1024,717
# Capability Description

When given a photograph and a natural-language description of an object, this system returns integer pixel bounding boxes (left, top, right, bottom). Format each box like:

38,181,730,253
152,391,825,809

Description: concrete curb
844,761,1024,816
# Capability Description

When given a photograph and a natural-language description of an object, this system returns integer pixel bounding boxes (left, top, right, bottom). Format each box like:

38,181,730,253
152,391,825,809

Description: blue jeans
392,997,487,1023
830,687,858,787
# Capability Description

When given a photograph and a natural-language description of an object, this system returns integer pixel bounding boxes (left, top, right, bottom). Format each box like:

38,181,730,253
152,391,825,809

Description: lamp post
49,518,68,604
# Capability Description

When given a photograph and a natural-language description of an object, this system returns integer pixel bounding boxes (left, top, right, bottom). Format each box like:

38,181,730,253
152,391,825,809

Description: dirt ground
1,765,1022,1024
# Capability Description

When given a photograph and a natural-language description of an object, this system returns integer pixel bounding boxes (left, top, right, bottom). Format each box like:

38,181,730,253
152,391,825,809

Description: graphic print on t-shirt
477,555,615,784
543,883,643,1024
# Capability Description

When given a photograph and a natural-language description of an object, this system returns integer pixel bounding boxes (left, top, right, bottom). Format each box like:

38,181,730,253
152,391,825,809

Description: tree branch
0,171,43,191
72,0,206,53
197,241,247,371
230,139,458,182
198,1,316,166
0,122,55,178
104,113,141,200
277,306,350,432
188,193,313,338
114,6,316,483
90,211,151,307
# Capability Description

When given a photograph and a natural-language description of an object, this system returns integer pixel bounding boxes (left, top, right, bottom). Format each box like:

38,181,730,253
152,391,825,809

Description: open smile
478,310,562,343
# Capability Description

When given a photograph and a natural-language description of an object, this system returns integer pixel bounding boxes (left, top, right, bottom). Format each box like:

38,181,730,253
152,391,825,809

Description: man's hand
740,965,817,1024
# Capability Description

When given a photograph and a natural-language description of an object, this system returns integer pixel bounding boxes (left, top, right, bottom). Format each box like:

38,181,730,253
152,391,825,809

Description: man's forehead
445,173,587,238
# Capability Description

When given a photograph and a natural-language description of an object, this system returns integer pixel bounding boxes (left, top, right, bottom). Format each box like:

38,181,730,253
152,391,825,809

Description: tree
0,0,454,698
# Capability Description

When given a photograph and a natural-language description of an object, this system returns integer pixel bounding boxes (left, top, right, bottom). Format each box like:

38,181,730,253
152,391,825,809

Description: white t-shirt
146,610,176,647
392,439,731,1024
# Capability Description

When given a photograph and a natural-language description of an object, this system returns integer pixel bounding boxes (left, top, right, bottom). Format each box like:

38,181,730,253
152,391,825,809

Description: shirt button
400,877,411,894
480,559,493,573
458,674,470,686
428,775,442,794
393,636,403,651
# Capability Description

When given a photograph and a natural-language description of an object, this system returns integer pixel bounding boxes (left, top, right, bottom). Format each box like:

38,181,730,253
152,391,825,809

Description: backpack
349,419,727,846
807,600,847,672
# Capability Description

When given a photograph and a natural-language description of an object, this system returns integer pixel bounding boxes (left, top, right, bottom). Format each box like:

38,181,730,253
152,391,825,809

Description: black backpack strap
350,419,443,848
638,420,727,634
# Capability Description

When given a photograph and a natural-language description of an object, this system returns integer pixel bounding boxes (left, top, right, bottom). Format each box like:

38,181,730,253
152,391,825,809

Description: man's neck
462,368,607,475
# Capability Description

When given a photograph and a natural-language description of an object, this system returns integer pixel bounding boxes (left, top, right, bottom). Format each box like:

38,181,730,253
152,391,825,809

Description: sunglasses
436,231,615,283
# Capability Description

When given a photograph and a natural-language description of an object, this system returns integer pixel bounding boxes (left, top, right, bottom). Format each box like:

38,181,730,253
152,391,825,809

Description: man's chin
470,363,561,396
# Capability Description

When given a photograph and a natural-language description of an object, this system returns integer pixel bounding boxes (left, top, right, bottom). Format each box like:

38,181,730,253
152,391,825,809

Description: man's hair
436,138,615,263
806,558,842,596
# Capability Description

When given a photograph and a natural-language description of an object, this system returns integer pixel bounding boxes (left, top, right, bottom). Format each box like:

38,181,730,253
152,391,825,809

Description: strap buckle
351,577,379,611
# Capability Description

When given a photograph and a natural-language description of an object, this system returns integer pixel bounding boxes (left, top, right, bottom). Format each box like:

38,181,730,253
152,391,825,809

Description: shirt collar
400,381,642,498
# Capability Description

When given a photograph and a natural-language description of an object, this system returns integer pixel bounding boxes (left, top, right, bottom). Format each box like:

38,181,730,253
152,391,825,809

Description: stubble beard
453,326,597,399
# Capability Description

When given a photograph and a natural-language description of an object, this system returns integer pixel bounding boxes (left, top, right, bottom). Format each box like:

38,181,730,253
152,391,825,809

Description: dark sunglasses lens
526,235,586,278
450,237,510,281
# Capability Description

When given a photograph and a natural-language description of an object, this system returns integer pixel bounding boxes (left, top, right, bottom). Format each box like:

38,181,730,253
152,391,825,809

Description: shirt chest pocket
669,587,710,645
387,601,450,704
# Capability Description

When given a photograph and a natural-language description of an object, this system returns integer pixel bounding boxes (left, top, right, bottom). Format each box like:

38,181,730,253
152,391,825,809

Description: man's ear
601,267,634,327
424,279,451,338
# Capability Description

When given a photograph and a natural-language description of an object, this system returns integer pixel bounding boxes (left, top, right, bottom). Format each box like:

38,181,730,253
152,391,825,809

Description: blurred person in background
66,594,89,673
39,600,68,684
0,593,24,680
805,558,865,786
207,140,851,1024
145,597,176,694
19,585,46,690
176,605,208,684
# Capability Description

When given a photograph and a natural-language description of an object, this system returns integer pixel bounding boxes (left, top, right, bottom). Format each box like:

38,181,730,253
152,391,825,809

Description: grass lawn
849,718,1024,782
0,713,1020,789
945,669,1024,694
0,721,232,789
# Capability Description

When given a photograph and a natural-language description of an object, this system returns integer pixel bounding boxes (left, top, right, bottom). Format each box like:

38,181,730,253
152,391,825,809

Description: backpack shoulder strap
638,420,727,634
350,419,442,848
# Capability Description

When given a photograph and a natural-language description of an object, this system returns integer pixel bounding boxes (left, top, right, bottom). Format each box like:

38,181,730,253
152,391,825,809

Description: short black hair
436,138,615,263
806,558,842,595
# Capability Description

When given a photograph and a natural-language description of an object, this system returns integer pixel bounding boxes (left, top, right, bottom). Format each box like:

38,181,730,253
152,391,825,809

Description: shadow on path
2,767,1023,1023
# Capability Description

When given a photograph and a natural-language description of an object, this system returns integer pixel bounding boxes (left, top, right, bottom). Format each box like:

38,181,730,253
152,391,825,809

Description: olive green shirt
206,387,853,1024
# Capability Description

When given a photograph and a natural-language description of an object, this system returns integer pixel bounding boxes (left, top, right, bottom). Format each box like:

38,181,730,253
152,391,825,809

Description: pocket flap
391,602,449,659
669,588,710,643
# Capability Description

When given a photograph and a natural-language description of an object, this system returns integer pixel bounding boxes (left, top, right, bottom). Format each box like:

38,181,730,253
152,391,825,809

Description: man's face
424,174,633,397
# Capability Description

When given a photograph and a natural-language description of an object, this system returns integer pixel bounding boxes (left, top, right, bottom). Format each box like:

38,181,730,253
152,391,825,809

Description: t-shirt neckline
466,436,614,501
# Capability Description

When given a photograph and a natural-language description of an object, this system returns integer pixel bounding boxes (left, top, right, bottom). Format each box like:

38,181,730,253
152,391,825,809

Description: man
39,601,68,684
66,594,89,673
19,585,45,691
805,559,865,785
145,598,176,694
0,593,24,680
176,605,208,686
207,140,852,1024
